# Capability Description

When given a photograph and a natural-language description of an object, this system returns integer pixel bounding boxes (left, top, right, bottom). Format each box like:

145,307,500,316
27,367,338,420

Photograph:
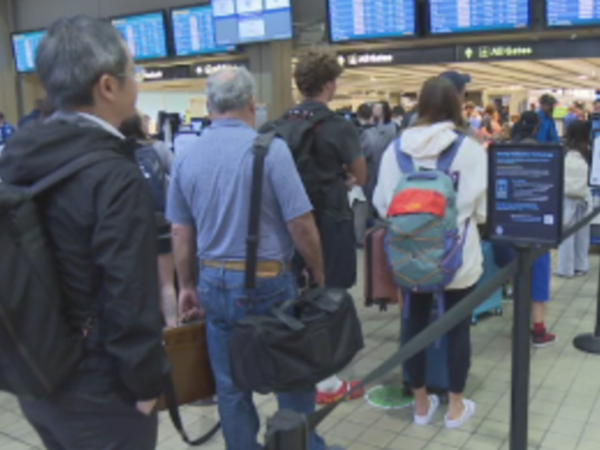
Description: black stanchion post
573,251,600,353
264,410,309,450
510,246,533,450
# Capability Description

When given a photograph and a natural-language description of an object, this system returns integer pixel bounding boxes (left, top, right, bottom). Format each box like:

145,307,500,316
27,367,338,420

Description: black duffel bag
230,288,363,394
229,132,364,394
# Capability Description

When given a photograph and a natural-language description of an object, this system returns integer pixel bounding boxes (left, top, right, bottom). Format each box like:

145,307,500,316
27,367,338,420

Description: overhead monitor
11,30,45,73
547,0,600,27
328,0,416,42
171,5,235,56
429,0,530,34
112,11,169,61
211,0,293,45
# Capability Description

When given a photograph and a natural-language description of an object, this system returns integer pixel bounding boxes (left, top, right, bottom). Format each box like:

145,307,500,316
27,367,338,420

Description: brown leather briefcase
159,321,216,411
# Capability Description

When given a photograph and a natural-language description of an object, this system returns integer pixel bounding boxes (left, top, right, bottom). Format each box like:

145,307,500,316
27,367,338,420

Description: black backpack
135,144,168,213
259,108,334,216
0,152,112,398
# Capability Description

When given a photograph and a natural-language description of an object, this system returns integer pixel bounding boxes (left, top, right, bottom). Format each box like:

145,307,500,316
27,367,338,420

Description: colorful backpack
386,134,469,313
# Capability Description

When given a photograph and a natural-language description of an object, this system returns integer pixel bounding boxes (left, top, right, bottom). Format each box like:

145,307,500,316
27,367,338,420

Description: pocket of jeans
237,274,296,316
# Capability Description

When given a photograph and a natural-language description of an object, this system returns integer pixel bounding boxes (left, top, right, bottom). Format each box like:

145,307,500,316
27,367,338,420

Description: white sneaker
413,394,440,426
445,399,476,429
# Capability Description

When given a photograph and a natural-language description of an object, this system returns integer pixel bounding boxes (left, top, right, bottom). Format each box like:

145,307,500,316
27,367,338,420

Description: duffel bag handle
272,299,305,331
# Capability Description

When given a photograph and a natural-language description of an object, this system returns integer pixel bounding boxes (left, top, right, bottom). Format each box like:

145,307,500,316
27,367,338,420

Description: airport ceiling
334,58,600,96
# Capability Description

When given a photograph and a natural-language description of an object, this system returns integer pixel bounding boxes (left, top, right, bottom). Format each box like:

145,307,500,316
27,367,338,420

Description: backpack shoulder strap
436,133,465,173
245,131,277,290
394,138,415,174
28,151,118,197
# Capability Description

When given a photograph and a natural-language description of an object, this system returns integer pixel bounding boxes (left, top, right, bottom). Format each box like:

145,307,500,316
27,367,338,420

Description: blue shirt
563,112,578,131
0,122,16,144
537,111,560,143
166,118,312,262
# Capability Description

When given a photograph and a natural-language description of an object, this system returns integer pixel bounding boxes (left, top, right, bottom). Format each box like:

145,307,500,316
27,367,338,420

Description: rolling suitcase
364,224,401,311
472,241,504,325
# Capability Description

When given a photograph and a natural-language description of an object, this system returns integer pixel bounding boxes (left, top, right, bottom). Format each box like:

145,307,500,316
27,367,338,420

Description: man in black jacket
0,15,167,450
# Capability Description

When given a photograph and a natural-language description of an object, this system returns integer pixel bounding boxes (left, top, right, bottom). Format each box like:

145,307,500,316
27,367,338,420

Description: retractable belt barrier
264,205,600,450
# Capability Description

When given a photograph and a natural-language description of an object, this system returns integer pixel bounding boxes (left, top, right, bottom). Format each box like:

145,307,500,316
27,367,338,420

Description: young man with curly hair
292,52,368,404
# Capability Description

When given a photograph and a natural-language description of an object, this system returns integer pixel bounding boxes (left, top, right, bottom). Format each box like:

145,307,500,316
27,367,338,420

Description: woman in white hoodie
556,120,591,278
373,77,487,429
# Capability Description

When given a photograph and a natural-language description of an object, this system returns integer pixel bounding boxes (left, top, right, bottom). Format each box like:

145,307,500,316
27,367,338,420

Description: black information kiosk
488,142,564,450
488,143,564,246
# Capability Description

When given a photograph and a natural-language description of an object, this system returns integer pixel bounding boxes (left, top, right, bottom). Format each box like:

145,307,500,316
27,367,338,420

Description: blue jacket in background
537,111,560,143
0,122,16,144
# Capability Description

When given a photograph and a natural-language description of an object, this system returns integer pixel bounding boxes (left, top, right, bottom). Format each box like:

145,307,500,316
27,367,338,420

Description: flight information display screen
171,6,235,56
112,12,169,61
547,0,600,27
12,30,45,73
429,0,530,34
328,0,416,42
212,0,293,45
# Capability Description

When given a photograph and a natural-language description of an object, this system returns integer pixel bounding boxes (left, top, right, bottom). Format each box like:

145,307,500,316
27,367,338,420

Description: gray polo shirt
166,118,312,262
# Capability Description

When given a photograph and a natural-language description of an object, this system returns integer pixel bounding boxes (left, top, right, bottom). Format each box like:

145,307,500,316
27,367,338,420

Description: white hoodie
373,121,488,290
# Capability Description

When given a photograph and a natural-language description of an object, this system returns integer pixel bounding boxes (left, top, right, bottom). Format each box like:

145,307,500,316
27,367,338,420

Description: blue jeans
200,266,326,450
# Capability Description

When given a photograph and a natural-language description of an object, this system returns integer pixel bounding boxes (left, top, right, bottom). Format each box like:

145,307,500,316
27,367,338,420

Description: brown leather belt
201,260,291,278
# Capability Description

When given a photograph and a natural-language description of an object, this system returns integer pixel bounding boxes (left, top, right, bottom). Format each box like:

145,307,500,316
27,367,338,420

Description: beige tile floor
3,252,600,450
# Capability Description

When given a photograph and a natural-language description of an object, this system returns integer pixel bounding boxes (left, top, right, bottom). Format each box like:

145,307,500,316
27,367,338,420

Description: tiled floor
3,253,600,450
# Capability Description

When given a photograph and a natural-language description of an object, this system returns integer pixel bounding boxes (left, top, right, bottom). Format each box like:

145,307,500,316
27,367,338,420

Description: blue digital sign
12,31,45,73
430,0,529,34
212,0,293,45
328,0,416,42
112,12,169,61
171,5,234,56
489,144,564,246
547,0,600,27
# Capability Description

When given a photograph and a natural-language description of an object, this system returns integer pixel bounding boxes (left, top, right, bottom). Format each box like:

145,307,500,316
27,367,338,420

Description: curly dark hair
294,51,343,98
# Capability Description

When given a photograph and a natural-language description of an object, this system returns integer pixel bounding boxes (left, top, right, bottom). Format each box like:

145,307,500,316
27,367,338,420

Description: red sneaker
532,329,557,348
316,380,364,405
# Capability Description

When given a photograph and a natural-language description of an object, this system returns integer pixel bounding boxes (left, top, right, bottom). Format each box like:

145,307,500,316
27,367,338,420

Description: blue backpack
386,134,469,312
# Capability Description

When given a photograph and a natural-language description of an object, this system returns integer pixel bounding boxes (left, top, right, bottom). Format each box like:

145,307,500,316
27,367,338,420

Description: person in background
293,51,367,405
374,76,487,429
120,113,176,328
563,103,581,132
480,104,503,140
556,120,591,278
18,99,44,128
373,100,398,134
464,102,482,129
350,104,374,245
0,112,16,145
512,109,557,347
0,15,167,449
537,94,559,143
392,105,405,129
168,67,343,450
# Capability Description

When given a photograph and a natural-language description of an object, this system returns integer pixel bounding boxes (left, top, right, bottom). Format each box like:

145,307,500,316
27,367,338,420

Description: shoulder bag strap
164,375,221,446
28,151,120,197
436,133,466,173
394,138,415,174
245,131,277,290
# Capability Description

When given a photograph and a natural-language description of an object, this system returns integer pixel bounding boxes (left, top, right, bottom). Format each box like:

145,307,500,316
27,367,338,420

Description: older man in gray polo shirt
168,68,342,450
